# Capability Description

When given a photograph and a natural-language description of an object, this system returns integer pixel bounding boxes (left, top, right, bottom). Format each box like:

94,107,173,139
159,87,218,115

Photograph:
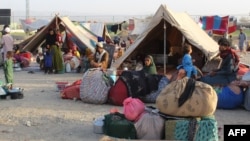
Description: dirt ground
0,62,250,141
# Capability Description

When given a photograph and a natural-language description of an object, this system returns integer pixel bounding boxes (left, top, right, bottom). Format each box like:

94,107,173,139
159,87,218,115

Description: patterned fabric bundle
80,68,113,104
165,116,218,141
140,76,169,103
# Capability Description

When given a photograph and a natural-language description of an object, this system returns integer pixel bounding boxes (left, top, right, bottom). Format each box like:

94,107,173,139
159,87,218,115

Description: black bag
7,88,24,100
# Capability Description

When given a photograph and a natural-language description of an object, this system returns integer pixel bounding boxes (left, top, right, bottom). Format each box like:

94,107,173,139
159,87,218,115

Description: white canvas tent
80,22,112,43
21,16,97,53
111,4,219,69
130,18,151,35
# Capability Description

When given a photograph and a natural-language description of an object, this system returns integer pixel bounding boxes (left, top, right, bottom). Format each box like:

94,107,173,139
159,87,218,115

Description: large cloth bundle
108,78,129,106
80,68,113,104
60,85,80,100
119,70,163,98
156,77,217,117
135,108,165,140
165,116,218,141
140,76,169,103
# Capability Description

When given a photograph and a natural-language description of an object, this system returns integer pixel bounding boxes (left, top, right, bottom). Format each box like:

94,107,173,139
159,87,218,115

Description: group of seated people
75,42,110,73
70,38,248,110
140,38,247,110
62,41,110,73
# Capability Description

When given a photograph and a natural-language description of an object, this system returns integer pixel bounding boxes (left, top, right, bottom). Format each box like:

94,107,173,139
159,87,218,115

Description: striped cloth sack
80,68,113,104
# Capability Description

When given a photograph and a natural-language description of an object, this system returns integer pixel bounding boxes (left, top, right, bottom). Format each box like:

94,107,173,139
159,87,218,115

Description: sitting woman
143,55,157,75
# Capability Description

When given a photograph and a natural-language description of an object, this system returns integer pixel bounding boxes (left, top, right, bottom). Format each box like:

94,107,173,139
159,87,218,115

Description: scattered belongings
0,86,24,100
28,71,35,74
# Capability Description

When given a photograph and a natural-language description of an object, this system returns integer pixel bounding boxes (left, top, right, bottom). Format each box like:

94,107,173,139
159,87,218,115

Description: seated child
177,44,198,79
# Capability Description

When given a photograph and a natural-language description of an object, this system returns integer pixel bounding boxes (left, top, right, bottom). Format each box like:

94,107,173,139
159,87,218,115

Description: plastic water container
93,116,104,134
110,74,116,83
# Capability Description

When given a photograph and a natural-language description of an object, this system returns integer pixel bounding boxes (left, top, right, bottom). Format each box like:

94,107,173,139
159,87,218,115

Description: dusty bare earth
0,62,250,141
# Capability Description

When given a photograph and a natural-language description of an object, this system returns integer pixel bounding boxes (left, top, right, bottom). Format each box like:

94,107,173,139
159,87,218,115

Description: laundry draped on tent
200,15,237,35
106,21,126,34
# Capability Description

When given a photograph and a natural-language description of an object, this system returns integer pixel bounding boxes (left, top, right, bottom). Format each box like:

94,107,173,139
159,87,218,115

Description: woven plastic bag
80,68,113,104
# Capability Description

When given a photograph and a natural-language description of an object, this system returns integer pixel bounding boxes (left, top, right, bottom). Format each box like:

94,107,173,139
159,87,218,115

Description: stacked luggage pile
71,69,219,140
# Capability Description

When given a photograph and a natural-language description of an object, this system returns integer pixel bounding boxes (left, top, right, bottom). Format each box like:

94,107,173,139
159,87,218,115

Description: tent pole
163,20,166,74
226,15,229,39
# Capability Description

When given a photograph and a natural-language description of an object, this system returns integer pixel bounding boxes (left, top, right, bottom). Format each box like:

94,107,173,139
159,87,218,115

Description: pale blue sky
1,0,250,16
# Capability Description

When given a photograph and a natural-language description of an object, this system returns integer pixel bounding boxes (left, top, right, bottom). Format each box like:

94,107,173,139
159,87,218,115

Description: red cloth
72,79,82,85
202,15,237,35
61,85,80,100
238,64,249,76
20,52,32,61
56,33,63,44
108,79,129,106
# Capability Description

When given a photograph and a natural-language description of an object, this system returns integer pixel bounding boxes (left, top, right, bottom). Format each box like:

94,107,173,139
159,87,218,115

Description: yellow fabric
74,50,80,58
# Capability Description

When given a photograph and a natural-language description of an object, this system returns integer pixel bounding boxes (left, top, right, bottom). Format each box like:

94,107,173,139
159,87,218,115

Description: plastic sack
123,97,145,121
135,111,164,140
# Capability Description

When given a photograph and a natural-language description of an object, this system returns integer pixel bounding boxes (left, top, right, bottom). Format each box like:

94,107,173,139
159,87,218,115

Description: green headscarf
143,55,157,74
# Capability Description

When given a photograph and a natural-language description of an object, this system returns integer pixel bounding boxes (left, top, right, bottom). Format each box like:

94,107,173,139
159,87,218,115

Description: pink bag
123,97,145,121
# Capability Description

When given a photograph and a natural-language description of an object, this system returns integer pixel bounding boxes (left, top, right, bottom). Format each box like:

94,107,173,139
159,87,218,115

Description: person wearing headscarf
143,55,157,75
45,28,63,73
